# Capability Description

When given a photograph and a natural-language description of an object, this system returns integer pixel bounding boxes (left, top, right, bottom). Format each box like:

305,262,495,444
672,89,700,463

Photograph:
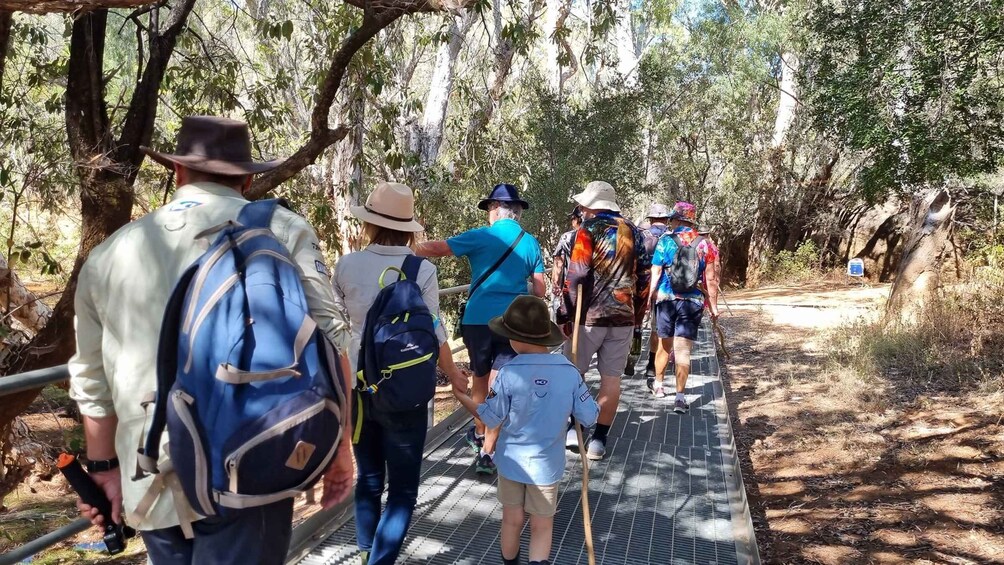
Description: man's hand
76,468,122,527
319,446,354,509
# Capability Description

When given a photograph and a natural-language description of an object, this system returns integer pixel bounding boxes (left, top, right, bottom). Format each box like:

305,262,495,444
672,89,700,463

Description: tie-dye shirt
562,211,650,327
651,226,719,305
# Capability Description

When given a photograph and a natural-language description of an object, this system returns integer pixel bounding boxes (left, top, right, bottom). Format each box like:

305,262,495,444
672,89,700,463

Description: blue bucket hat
477,183,530,211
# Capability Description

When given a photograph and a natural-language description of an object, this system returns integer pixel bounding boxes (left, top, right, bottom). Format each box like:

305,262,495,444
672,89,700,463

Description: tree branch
0,0,157,13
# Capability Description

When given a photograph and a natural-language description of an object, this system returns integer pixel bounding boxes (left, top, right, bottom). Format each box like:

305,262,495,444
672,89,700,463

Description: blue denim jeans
353,405,427,565
140,499,293,564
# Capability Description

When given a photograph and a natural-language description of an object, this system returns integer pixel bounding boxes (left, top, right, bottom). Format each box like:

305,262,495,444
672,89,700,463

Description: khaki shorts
497,475,559,517
562,325,633,376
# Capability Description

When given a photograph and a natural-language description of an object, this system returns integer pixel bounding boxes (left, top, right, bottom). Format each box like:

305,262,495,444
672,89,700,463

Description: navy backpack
138,199,347,518
353,255,439,442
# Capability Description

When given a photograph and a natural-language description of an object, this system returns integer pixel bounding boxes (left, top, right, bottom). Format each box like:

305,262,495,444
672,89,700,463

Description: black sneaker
475,452,497,475
646,376,655,392
501,550,520,565
464,427,483,455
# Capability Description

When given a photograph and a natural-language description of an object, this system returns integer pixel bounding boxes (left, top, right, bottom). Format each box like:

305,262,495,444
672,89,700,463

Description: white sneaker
565,428,579,453
586,436,607,460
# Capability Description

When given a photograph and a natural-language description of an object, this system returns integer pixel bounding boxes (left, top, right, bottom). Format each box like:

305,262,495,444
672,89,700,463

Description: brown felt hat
488,296,565,348
141,116,282,176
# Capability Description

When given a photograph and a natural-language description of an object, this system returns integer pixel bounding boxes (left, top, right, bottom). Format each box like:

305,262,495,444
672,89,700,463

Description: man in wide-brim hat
635,203,672,380
68,116,355,565
418,183,547,477
557,180,650,462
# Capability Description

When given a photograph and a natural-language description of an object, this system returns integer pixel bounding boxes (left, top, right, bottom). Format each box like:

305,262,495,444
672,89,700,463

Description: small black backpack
668,234,706,293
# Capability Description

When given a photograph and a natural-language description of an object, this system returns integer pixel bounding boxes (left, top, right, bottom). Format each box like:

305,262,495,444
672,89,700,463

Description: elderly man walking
419,183,546,474
68,116,355,565
648,202,721,411
558,181,650,460
637,203,672,379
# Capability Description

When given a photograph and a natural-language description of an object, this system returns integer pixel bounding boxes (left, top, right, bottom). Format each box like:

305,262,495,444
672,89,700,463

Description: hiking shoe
673,398,690,414
475,453,497,475
464,427,483,455
586,436,606,461
565,427,579,453
652,383,667,398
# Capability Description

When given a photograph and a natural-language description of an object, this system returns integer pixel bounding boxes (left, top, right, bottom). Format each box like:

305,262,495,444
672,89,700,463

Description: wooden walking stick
571,284,597,565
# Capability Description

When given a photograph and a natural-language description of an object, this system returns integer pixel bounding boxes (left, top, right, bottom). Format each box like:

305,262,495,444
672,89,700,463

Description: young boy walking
452,295,600,565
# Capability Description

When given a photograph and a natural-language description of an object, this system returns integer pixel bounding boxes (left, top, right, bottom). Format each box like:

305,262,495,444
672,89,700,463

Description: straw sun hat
350,182,424,232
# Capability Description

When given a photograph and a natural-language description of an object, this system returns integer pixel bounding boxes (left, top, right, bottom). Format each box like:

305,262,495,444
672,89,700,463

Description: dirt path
721,282,1004,565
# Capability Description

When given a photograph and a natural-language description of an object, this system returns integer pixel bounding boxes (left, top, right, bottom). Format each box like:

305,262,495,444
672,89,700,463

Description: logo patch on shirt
169,200,203,211
580,391,591,402
315,260,329,276
487,388,497,399
534,379,548,386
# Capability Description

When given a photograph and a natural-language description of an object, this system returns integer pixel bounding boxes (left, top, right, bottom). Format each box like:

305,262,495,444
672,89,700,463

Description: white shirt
68,182,350,530
331,244,448,373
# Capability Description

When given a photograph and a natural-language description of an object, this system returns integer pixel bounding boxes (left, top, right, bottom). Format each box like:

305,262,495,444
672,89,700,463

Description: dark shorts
655,300,704,341
461,324,517,377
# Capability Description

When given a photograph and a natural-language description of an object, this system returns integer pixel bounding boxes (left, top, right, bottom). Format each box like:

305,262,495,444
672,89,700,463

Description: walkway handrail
0,283,471,564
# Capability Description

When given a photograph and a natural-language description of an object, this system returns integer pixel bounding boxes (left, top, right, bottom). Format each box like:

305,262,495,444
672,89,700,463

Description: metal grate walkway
293,322,759,564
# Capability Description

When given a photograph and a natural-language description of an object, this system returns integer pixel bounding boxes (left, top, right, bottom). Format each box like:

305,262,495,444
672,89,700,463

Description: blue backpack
139,199,347,518
353,255,438,442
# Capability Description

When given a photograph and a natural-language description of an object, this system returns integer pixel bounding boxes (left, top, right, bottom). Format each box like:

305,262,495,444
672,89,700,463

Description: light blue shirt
477,354,600,485
447,219,545,325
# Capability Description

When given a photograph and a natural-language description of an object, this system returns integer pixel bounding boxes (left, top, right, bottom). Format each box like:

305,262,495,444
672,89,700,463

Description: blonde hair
363,222,416,248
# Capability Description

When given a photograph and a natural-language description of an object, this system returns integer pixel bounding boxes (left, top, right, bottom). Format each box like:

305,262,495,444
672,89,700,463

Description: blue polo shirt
477,354,600,485
447,218,545,325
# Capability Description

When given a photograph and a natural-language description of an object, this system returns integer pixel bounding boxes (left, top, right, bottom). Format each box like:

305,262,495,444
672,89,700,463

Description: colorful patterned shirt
562,211,650,327
651,226,720,305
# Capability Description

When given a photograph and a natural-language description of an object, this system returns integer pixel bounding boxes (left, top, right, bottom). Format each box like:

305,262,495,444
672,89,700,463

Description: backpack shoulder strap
402,254,424,282
469,230,526,297
237,199,282,229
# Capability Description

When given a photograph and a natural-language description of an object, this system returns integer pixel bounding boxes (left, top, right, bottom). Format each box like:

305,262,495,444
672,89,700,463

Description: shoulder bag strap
467,230,526,298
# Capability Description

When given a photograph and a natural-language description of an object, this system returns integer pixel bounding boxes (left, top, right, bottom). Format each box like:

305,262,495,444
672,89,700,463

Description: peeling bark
0,255,53,335
887,188,956,321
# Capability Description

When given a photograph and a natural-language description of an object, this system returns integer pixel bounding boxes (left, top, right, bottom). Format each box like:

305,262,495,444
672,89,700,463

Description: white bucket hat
350,182,424,233
572,180,620,212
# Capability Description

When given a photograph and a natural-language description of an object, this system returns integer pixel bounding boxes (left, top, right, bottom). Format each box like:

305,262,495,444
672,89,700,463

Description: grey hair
490,200,523,220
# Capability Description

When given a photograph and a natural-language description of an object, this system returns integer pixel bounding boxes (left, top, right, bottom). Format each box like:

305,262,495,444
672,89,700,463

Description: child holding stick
452,296,599,565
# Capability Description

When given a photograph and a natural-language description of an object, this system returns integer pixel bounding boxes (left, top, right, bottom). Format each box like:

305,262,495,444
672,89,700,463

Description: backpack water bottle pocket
166,389,216,516
222,390,340,497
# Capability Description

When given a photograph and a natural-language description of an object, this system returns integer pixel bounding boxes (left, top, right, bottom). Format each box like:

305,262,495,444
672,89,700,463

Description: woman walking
332,182,466,565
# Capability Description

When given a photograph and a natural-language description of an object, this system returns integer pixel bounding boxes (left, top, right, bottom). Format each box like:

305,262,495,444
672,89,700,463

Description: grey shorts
563,325,633,377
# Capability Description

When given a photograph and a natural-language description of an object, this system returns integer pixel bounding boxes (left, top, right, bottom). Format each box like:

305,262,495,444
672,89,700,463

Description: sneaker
644,367,656,379
565,427,579,453
652,384,667,398
624,363,636,377
646,376,655,392
586,436,606,461
673,398,690,414
464,427,483,455
501,550,520,565
359,551,370,565
475,453,497,475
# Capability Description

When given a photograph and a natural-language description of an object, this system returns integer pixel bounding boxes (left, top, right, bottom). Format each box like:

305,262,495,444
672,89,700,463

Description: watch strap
86,457,120,473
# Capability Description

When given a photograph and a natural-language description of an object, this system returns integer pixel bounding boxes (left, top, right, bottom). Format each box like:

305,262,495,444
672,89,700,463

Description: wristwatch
85,457,120,473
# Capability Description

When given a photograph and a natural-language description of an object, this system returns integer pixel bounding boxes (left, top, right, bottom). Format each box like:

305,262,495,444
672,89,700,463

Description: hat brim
488,315,566,348
141,147,282,176
477,198,530,211
571,191,620,213
349,205,425,233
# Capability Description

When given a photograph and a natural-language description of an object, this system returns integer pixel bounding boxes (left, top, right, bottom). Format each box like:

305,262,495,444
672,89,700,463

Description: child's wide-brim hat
489,295,565,347
350,182,425,232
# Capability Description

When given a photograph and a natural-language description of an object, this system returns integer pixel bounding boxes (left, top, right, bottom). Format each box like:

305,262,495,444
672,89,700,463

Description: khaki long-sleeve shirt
68,182,350,530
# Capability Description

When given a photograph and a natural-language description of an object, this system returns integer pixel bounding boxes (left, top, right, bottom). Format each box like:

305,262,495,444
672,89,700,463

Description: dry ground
722,281,1004,564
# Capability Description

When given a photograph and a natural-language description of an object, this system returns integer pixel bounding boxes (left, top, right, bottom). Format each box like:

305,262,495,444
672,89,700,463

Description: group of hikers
66,116,719,565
